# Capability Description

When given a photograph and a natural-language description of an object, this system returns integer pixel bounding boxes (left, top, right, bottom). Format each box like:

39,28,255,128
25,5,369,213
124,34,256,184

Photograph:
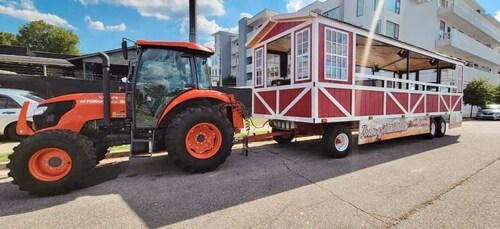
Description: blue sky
0,0,498,54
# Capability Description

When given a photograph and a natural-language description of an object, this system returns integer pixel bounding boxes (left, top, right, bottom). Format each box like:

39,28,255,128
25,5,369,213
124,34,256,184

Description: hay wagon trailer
246,11,464,157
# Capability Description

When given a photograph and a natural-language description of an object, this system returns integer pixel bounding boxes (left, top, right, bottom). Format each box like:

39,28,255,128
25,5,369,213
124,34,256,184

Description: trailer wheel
7,130,96,196
322,126,352,158
426,118,438,139
166,106,234,173
272,128,295,144
435,118,446,138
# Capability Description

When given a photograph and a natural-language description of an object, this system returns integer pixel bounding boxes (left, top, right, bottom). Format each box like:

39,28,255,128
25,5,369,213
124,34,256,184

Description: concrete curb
0,162,6,170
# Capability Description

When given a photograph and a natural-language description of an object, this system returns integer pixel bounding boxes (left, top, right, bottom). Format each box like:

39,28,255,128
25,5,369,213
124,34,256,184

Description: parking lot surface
0,120,499,228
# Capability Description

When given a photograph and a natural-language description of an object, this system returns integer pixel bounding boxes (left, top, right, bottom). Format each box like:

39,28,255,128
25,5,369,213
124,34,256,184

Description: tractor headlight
34,106,48,115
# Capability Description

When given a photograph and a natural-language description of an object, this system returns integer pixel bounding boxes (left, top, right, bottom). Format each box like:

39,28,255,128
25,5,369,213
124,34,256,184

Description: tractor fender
157,90,232,125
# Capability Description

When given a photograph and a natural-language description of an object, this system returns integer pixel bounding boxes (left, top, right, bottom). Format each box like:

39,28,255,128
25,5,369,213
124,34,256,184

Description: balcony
438,0,500,45
246,49,252,58
436,28,500,67
463,66,500,85
246,64,253,73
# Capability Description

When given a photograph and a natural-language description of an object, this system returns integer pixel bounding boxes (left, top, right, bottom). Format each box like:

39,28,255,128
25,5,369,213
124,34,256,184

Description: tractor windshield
134,48,193,127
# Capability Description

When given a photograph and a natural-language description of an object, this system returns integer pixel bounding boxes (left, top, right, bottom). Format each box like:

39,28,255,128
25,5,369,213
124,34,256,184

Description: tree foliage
495,85,500,104
463,78,496,108
0,32,18,45
16,21,80,55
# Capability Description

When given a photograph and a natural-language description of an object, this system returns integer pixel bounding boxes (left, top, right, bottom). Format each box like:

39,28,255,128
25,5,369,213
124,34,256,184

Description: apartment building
210,31,237,85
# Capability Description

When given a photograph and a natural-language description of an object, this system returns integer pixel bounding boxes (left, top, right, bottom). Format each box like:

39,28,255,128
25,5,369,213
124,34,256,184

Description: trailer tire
272,128,295,144
322,126,352,158
166,106,234,173
7,130,96,196
435,117,446,138
426,118,438,139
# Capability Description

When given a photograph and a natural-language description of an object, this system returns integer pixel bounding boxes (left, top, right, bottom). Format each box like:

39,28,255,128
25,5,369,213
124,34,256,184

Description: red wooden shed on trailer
246,11,464,157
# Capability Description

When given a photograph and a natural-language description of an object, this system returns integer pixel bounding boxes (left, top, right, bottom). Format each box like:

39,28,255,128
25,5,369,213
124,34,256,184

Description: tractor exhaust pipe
189,0,196,43
98,52,111,126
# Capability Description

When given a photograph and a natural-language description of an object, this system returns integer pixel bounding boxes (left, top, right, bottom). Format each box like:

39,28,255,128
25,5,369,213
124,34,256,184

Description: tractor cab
122,40,214,129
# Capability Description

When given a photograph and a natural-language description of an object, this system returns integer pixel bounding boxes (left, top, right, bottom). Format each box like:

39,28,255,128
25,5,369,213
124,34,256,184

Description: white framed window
325,28,349,81
295,28,310,81
255,48,264,86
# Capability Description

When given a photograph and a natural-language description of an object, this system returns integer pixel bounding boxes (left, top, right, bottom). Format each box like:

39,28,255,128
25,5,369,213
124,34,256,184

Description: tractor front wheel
166,106,234,173
7,130,96,196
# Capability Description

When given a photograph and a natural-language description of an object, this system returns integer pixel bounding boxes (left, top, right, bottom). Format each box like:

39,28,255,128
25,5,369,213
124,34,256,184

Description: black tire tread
165,106,234,173
435,117,446,138
322,126,353,158
7,130,96,196
272,128,295,144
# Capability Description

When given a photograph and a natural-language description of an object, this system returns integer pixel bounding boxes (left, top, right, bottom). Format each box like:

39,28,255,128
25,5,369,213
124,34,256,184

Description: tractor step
130,129,155,158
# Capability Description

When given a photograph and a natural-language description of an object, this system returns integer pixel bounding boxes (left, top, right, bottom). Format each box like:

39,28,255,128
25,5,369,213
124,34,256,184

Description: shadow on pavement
0,134,460,228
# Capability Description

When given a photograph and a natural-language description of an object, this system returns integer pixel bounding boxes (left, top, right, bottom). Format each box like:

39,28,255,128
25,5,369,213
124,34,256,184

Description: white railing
436,28,500,66
355,73,459,93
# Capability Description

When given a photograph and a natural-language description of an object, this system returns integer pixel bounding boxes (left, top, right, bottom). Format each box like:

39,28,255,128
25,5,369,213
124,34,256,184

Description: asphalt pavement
0,120,499,228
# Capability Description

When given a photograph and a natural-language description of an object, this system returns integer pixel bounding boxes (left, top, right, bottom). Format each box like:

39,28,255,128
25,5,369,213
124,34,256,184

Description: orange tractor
8,39,245,195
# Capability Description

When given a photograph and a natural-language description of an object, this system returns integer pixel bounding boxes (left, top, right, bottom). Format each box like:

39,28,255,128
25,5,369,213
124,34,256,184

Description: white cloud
102,0,225,20
286,0,316,13
495,10,500,22
0,1,76,29
180,16,237,37
79,0,99,6
240,12,252,19
84,16,126,31
20,0,34,10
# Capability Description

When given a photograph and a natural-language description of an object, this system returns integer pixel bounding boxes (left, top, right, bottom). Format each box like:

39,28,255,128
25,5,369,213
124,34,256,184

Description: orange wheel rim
28,148,72,182
185,122,223,159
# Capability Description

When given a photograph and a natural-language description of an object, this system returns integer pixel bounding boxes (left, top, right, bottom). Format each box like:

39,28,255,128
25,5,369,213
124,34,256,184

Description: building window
375,20,382,34
267,54,281,87
386,20,399,39
325,28,349,81
296,29,310,81
255,48,264,86
323,7,341,20
357,0,364,17
387,0,400,14
439,21,446,39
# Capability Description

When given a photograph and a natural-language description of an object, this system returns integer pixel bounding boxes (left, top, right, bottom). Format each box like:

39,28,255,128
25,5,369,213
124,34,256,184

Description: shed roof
0,54,74,67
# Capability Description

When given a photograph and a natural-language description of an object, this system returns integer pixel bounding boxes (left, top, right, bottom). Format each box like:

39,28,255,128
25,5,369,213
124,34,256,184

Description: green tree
16,20,80,55
463,78,495,117
495,85,500,104
0,32,18,45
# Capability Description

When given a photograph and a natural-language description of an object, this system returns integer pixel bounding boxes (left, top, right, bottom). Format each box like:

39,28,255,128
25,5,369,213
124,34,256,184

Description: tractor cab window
135,48,193,128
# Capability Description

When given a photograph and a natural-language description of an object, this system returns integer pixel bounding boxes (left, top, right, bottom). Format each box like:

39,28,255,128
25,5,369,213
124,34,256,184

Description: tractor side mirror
121,40,128,60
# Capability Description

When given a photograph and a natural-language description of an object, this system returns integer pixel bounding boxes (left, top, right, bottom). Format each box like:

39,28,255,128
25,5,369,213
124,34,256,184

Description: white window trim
295,28,311,82
255,47,264,87
324,27,350,82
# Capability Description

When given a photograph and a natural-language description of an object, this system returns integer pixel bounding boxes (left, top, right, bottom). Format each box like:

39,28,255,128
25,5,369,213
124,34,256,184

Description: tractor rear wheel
95,144,109,164
7,130,96,196
166,106,234,173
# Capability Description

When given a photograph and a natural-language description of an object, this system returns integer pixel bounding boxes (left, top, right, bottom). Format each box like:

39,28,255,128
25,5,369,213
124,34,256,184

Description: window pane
357,0,364,16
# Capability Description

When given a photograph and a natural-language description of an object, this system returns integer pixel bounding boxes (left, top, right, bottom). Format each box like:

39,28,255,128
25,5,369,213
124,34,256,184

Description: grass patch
110,145,130,152
0,153,11,163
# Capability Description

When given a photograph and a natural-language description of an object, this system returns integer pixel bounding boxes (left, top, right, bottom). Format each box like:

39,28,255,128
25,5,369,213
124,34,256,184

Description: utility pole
189,0,197,43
